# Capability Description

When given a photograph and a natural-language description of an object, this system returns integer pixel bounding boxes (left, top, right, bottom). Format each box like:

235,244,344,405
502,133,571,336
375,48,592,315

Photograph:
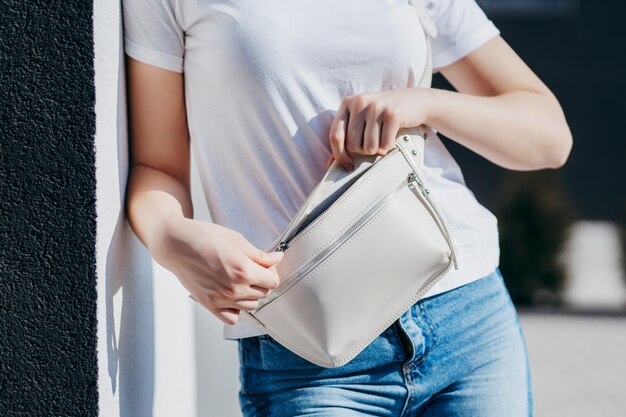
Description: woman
122,0,571,415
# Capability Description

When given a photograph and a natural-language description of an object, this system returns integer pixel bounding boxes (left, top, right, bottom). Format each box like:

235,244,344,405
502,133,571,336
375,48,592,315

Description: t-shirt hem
420,257,499,300
432,21,500,72
124,37,184,73
222,315,268,340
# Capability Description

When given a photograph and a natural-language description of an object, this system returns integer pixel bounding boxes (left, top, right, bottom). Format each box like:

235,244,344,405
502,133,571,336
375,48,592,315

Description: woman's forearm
424,87,573,171
125,164,194,254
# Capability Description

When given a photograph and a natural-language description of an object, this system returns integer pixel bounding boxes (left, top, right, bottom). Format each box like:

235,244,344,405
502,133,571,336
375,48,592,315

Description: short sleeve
122,0,185,73
425,0,500,72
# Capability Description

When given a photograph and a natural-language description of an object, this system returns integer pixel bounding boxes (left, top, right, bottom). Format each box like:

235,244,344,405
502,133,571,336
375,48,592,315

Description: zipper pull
277,241,288,252
407,171,424,188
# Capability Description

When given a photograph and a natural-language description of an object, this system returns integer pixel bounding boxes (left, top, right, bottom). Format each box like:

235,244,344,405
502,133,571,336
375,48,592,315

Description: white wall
94,0,197,415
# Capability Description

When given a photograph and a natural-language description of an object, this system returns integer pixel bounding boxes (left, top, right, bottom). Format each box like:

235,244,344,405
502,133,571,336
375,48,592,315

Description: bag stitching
284,150,403,253
256,199,454,367
276,184,390,287
263,259,452,368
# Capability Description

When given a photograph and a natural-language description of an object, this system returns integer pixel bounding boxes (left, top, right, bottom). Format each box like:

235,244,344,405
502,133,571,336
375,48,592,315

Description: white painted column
94,0,197,415
153,264,197,417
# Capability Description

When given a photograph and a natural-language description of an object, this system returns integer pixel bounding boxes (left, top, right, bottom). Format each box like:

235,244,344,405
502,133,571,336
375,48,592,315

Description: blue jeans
238,267,533,416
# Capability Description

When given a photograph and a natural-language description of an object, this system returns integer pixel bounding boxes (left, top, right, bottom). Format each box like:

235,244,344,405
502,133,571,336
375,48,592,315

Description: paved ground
518,311,626,417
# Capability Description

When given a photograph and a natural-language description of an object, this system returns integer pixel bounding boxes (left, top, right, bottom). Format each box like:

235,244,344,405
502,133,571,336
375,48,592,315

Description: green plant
494,170,575,306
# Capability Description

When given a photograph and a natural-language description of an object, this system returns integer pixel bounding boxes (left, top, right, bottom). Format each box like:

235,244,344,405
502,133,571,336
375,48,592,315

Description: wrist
147,213,188,257
422,87,441,127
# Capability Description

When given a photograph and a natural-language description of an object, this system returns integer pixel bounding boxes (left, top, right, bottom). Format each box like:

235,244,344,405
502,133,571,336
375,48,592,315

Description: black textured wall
0,1,99,416
436,0,626,221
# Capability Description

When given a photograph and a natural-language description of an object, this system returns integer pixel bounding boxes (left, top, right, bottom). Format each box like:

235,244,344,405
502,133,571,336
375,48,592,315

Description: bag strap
409,0,437,89
409,0,438,38
397,0,437,142
399,2,459,270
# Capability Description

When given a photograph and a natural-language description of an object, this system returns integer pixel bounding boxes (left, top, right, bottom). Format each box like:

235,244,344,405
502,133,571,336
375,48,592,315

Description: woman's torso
170,0,500,338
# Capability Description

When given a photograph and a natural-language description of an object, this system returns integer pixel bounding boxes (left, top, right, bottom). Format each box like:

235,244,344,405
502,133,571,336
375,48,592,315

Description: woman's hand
327,37,573,172
327,87,434,171
151,216,284,325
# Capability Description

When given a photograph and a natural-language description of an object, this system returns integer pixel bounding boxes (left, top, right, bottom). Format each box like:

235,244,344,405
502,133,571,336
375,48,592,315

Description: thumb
244,243,285,267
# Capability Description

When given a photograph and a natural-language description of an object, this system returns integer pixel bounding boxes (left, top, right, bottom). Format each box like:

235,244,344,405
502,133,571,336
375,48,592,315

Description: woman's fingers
346,97,366,158
380,110,401,154
210,285,270,324
215,291,262,311
331,94,390,167
235,242,283,290
329,88,433,164
216,308,240,325
363,107,382,155
243,260,281,290
228,298,260,311
329,100,353,170
242,284,271,299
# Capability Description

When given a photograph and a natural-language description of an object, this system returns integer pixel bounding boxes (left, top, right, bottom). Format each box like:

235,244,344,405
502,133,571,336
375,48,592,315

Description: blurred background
433,0,626,415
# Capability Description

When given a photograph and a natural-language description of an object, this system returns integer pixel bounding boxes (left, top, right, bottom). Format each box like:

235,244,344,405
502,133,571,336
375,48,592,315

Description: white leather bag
235,0,459,368
185,0,459,367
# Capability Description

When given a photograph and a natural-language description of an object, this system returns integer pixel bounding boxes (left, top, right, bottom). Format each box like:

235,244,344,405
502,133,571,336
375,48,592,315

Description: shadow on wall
105,213,155,417
101,45,157,417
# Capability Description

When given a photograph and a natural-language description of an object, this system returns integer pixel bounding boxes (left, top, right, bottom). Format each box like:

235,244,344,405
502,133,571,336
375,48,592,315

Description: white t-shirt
122,0,502,340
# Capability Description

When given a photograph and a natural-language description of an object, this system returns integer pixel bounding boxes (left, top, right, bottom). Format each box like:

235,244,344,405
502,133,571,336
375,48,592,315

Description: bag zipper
397,142,459,270
254,173,412,312
274,147,401,253
255,137,459,313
